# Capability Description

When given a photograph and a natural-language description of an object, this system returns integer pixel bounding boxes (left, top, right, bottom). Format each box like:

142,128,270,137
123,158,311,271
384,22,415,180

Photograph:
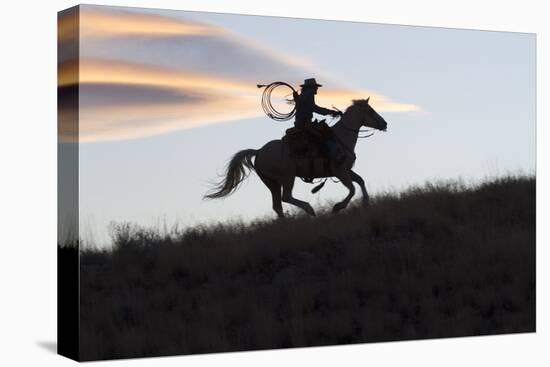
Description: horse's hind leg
350,170,369,207
281,178,316,216
258,173,284,218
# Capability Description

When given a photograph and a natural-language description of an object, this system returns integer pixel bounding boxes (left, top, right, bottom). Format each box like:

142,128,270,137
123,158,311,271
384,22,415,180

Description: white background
0,0,547,365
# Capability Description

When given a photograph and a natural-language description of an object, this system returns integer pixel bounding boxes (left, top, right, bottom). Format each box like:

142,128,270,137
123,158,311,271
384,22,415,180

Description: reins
339,124,376,138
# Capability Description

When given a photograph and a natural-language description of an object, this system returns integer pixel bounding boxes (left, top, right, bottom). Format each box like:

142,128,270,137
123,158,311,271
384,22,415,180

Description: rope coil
257,82,297,122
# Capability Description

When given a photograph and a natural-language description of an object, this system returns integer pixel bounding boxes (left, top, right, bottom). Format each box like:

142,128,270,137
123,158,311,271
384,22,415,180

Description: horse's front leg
332,171,355,213
350,170,369,207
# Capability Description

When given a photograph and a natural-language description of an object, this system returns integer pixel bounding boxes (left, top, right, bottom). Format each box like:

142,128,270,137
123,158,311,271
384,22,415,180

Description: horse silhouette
204,98,388,217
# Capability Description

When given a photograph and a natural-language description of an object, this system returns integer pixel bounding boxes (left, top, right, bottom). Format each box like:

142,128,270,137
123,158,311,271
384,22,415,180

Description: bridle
331,106,377,139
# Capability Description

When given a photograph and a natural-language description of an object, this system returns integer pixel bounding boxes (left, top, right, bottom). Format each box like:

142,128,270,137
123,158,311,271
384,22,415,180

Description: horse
204,98,388,217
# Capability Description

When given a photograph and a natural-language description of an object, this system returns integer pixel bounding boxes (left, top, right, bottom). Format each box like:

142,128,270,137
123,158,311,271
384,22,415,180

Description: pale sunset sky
58,5,536,246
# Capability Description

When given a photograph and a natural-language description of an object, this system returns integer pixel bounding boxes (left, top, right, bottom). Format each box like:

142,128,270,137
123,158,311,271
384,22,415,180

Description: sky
58,5,536,246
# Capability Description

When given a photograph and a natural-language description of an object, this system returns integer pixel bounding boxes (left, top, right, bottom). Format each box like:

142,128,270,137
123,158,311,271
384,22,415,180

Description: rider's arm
313,104,338,116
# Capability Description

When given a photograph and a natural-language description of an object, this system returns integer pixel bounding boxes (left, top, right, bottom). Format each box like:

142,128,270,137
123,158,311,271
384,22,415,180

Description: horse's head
346,98,388,131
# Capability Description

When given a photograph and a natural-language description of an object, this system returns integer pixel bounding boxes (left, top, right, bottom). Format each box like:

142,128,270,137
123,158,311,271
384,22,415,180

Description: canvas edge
57,4,81,362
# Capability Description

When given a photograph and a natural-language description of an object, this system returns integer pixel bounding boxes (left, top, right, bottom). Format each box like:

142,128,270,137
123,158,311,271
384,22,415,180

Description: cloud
316,89,419,113
77,6,313,83
79,6,219,39
58,5,218,47
79,83,205,107
58,59,261,142
58,6,419,143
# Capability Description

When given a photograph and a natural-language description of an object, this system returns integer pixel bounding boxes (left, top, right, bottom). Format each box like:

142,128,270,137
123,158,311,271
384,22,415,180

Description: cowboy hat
300,78,323,88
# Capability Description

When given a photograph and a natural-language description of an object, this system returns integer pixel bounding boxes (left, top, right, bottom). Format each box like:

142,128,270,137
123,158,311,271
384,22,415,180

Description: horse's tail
204,149,258,199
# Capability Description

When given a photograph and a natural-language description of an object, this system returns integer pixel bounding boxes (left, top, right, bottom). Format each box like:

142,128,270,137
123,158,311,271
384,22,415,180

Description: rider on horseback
292,78,345,162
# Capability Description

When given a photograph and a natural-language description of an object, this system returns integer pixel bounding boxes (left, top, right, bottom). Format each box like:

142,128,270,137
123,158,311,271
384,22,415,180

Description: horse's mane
344,99,370,113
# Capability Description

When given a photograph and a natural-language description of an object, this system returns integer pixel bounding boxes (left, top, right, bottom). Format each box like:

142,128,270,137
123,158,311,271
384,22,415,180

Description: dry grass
77,175,535,361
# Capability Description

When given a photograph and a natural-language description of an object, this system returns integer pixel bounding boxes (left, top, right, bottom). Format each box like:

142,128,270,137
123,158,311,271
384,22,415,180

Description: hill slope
78,176,535,361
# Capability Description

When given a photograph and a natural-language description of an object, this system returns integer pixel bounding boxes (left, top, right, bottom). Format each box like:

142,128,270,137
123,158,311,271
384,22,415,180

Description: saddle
283,119,331,158
282,119,337,182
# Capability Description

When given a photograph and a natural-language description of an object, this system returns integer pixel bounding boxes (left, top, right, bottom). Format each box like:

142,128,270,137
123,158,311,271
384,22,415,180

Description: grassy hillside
78,175,535,361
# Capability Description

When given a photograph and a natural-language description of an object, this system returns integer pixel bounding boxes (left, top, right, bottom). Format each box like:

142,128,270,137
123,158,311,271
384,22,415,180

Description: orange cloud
80,6,220,39
58,59,263,142
318,89,420,113
57,5,419,143
67,59,255,95
78,94,259,143
58,8,79,45
58,58,418,142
